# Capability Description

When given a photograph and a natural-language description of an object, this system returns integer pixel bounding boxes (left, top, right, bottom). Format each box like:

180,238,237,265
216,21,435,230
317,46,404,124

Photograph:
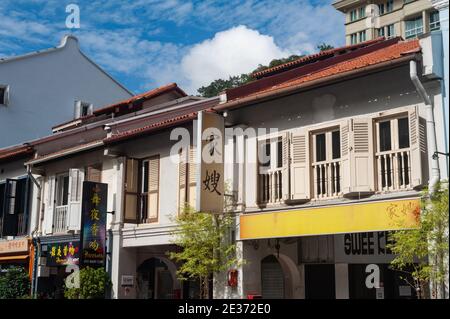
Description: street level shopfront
34,234,80,298
0,238,33,278
238,197,420,299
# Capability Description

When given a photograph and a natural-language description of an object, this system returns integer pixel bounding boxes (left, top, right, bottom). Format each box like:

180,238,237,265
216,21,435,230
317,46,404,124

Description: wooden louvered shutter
188,146,197,210
147,156,160,222
44,175,56,234
340,120,351,194
87,165,102,183
178,150,187,214
281,132,290,201
409,106,427,188
347,117,374,195
290,129,311,201
124,158,139,223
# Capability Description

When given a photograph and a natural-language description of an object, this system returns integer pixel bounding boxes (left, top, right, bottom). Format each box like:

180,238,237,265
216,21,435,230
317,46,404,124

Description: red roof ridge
252,37,386,78
0,144,34,161
104,113,197,144
217,39,420,109
277,39,421,89
93,83,187,116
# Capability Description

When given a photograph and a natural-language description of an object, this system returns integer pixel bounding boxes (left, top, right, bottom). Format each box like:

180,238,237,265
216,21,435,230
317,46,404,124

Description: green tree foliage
197,74,251,98
317,43,334,51
196,43,334,97
0,266,30,299
168,205,239,299
388,181,449,298
251,54,303,74
64,267,111,299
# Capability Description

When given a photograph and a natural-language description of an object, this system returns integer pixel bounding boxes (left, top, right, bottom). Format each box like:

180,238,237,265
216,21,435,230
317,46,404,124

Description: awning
0,255,29,262
240,198,421,240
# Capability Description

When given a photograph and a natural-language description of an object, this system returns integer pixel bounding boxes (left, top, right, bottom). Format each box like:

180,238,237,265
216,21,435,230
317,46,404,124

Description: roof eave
215,54,418,113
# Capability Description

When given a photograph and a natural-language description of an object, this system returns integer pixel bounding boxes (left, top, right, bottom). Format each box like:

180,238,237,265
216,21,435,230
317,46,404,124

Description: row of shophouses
0,31,449,298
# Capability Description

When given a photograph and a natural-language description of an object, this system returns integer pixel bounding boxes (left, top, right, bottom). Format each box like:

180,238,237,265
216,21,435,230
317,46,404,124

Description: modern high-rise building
333,0,441,45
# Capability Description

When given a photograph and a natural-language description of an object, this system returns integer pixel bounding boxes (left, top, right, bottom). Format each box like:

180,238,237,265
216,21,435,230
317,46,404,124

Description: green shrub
0,266,31,299
64,267,111,299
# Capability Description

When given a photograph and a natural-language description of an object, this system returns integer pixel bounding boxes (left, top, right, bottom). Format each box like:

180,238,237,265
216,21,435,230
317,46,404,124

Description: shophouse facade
20,83,221,298
212,36,447,299
1,36,446,300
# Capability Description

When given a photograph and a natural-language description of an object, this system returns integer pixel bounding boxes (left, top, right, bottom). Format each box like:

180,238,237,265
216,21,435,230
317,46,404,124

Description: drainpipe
27,166,42,298
409,60,441,192
410,59,446,299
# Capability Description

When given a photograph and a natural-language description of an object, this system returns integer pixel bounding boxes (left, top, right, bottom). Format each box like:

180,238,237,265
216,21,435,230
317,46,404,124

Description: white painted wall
220,63,446,299
224,64,447,210
0,35,132,148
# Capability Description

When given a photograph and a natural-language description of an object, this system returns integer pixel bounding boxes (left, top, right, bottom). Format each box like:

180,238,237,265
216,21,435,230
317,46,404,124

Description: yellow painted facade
240,198,421,240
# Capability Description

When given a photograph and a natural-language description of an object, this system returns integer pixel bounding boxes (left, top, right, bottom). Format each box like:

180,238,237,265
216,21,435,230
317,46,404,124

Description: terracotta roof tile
252,38,386,78
225,39,420,104
275,40,420,90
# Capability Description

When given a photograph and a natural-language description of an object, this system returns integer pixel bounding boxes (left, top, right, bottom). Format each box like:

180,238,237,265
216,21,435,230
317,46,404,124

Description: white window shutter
43,176,56,235
178,150,187,214
340,120,351,194
67,168,84,231
281,132,290,201
147,156,160,221
409,106,427,188
188,146,197,210
290,129,311,201
346,117,375,195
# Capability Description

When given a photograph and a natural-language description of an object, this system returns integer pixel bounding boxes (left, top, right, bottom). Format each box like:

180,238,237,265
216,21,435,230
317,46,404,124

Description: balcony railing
258,168,283,205
430,20,440,31
53,205,68,233
312,159,342,199
405,26,423,39
376,149,411,192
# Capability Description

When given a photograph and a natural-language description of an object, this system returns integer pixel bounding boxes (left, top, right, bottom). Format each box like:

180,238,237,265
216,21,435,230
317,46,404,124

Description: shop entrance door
261,255,285,299
137,258,174,299
305,264,336,299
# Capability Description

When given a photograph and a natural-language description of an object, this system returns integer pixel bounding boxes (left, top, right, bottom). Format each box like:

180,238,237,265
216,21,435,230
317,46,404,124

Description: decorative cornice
431,0,449,10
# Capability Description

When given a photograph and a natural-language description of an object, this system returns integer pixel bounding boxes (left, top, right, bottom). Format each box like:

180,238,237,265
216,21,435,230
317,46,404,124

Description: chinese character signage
46,241,79,266
196,111,224,213
0,238,29,255
80,181,107,268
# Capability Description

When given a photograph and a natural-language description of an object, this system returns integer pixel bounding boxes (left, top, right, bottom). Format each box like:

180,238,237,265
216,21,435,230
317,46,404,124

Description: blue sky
0,0,345,94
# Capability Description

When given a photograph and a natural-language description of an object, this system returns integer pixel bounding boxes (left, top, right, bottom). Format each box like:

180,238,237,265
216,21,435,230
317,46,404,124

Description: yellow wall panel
240,198,421,240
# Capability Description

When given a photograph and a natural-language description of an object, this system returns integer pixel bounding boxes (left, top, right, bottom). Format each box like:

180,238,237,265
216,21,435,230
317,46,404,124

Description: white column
335,263,350,299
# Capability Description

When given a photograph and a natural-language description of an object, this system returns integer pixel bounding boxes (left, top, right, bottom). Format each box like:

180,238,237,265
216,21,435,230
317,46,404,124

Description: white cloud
180,25,291,93
0,0,345,95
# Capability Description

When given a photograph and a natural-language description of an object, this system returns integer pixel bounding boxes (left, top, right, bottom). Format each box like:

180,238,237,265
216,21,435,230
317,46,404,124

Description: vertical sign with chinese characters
80,181,107,268
196,111,224,214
